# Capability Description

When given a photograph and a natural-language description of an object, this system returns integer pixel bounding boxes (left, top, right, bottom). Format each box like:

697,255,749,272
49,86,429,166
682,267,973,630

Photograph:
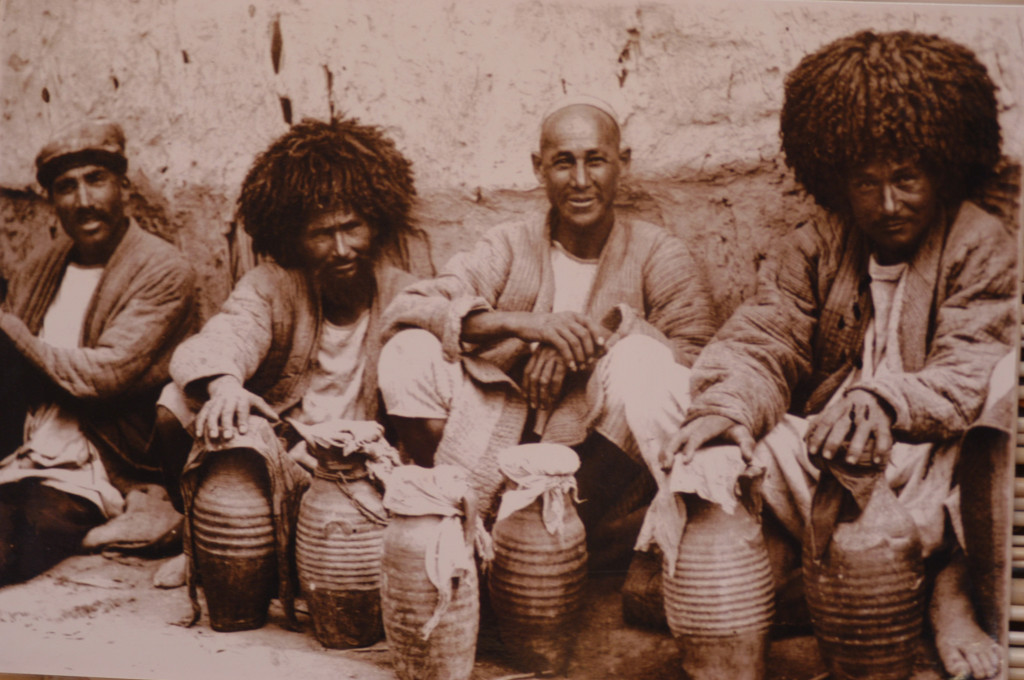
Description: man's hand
805,390,894,466
463,310,607,371
522,344,570,410
195,375,280,442
663,414,755,469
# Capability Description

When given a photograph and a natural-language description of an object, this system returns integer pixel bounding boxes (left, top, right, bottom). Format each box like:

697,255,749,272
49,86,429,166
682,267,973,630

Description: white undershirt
291,311,371,425
40,263,103,348
864,255,908,378
550,241,599,314
827,255,909,407
6,263,126,518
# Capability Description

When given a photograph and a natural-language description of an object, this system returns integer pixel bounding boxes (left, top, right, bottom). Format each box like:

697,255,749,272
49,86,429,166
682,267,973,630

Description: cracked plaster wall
1,0,1022,320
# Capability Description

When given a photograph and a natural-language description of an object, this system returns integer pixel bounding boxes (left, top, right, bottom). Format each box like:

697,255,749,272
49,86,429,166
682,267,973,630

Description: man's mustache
69,207,114,227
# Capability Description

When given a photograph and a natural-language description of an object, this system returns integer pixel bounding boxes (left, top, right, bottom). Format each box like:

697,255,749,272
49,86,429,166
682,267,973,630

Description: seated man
378,97,715,557
157,116,419,604
0,120,196,584
621,31,1011,679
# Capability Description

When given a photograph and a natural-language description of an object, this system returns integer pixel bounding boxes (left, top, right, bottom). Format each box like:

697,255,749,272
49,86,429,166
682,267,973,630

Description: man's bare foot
930,550,1002,678
153,553,186,589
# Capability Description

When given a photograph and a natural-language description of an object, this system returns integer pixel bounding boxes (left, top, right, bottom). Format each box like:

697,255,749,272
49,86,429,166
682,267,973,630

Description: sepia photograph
0,0,1022,679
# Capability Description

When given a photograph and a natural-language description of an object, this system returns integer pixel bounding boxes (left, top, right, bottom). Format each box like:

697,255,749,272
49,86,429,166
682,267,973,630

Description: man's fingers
553,327,585,370
543,332,577,370
579,315,606,347
195,405,211,442
662,429,687,469
546,359,566,410
804,418,827,458
233,397,248,436
570,321,596,365
535,355,556,410
806,403,839,456
252,395,280,423
820,418,851,461
731,426,756,463
845,419,873,465
845,402,873,465
874,421,893,462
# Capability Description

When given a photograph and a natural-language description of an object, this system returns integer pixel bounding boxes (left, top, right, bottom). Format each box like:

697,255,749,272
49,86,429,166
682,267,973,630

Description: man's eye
53,181,75,194
587,157,606,166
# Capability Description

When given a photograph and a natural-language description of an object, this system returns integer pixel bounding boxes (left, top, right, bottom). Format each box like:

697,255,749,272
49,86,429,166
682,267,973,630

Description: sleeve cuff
443,296,492,361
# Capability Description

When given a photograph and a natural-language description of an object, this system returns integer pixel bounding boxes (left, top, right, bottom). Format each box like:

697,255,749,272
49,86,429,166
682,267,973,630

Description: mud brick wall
2,0,1022,323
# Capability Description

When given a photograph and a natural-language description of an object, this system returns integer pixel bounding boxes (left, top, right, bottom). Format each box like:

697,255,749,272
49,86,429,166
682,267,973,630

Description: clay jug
488,443,587,675
381,465,482,680
803,467,924,680
663,495,775,680
295,448,387,648
191,449,277,632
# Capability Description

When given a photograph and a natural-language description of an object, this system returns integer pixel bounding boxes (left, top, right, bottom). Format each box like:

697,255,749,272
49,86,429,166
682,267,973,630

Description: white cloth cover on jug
494,443,580,536
383,464,488,639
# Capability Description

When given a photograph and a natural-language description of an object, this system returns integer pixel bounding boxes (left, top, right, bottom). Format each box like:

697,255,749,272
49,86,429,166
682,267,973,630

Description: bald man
378,98,714,559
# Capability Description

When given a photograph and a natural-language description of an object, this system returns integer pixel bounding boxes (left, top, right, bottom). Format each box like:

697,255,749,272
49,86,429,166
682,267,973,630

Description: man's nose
74,181,93,208
334,232,353,258
881,183,898,214
571,160,589,188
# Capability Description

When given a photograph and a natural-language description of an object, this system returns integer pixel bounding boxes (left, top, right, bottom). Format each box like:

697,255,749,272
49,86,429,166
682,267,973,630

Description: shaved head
539,104,621,154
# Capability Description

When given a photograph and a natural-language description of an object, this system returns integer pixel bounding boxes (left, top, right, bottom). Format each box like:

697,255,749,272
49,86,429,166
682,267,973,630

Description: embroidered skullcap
36,119,127,190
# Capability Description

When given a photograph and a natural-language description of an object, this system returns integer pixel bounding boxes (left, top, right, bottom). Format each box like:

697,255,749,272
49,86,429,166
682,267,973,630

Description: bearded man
156,116,419,600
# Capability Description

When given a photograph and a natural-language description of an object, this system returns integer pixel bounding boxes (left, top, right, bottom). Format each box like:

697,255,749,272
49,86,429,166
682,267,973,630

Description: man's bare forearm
460,309,531,344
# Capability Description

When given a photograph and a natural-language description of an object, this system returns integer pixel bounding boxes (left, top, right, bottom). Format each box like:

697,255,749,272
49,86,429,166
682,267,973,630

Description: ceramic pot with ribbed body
296,450,387,648
381,465,481,680
488,443,587,675
663,495,775,680
803,470,924,680
191,449,277,632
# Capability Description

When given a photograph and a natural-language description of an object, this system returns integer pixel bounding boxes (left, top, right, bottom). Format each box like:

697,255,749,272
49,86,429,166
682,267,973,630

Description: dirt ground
0,550,952,680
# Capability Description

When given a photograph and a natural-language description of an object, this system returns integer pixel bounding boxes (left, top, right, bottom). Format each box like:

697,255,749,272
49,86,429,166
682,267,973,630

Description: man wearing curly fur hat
642,31,1013,679
154,117,421,603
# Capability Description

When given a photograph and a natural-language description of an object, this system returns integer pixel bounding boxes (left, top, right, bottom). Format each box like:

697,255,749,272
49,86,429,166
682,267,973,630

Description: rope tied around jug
314,463,389,526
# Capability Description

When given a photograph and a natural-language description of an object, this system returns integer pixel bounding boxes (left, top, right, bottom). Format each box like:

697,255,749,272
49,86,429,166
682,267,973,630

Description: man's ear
619,147,632,169
119,175,131,201
532,152,545,184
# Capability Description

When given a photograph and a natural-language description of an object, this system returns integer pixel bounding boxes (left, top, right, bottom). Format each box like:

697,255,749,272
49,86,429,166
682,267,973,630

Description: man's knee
11,483,104,582
378,329,444,393
592,334,687,415
21,484,104,538
379,328,459,419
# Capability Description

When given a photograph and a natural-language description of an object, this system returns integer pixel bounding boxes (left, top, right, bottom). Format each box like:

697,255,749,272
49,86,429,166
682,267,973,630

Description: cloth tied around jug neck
286,418,401,486
383,464,492,639
494,443,580,535
637,443,761,578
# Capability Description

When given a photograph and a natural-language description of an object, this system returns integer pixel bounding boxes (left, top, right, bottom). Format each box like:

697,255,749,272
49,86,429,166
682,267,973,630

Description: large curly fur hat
780,30,1001,213
237,116,417,266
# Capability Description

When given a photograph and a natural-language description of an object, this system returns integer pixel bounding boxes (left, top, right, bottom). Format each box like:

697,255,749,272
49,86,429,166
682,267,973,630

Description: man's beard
318,256,374,298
